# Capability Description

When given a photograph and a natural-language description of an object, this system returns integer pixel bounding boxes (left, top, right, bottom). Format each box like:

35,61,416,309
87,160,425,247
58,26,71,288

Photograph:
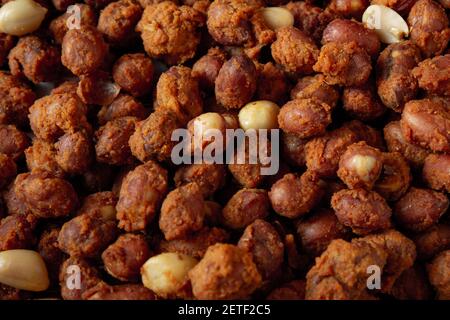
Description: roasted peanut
141,252,198,298
0,250,49,292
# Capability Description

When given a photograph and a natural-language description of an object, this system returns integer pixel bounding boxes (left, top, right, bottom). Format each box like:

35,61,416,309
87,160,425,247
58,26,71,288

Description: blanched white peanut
261,7,294,30
187,112,227,150
0,250,49,291
141,252,198,298
239,100,280,130
0,0,47,36
350,155,378,182
362,4,409,44
189,112,226,136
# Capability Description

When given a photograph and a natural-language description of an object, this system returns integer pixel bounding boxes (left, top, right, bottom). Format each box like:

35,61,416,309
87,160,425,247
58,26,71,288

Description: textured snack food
0,0,448,302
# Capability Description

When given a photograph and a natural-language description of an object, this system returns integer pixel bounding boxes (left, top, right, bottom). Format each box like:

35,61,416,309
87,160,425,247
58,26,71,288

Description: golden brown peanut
141,252,198,298
0,0,47,36
0,250,49,292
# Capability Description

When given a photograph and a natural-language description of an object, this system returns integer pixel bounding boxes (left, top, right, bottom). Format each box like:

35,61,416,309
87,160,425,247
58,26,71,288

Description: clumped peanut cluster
0,0,449,301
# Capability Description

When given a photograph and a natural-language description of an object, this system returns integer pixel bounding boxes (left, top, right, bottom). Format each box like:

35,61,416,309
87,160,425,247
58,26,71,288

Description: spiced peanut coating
285,1,337,43
322,19,380,58
427,250,450,300
331,188,392,235
271,26,319,75
160,227,229,259
342,82,386,121
255,62,289,104
38,227,66,284
413,224,450,260
116,162,168,232
154,66,203,125
238,219,284,279
313,41,372,87
2,181,33,216
189,244,262,300
29,93,91,142
98,0,142,44
412,54,450,96
77,191,117,217
95,116,137,165
306,239,388,300
296,208,350,257
8,36,61,84
97,94,147,125
394,187,448,232
290,74,339,109
400,97,450,153
51,81,79,95
25,139,64,178
55,131,93,175
0,124,29,160
112,53,154,97
129,110,180,162
383,121,430,168
82,282,156,300
222,188,270,229
305,126,360,178
174,163,227,198
159,182,205,240
0,0,447,302
423,154,450,193
227,141,269,188
337,141,383,190
61,26,108,76
269,171,324,219
58,213,118,258
102,233,151,281
408,0,450,58
206,0,263,46
0,72,36,127
215,55,257,109
376,41,422,112
0,214,37,251
136,1,205,65
59,257,101,300
355,230,417,292
49,4,97,45
14,171,79,219
0,153,16,188
192,47,227,91
76,71,120,105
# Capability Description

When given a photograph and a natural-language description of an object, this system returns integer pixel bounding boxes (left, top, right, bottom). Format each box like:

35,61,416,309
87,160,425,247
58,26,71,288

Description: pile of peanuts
0,0,448,301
